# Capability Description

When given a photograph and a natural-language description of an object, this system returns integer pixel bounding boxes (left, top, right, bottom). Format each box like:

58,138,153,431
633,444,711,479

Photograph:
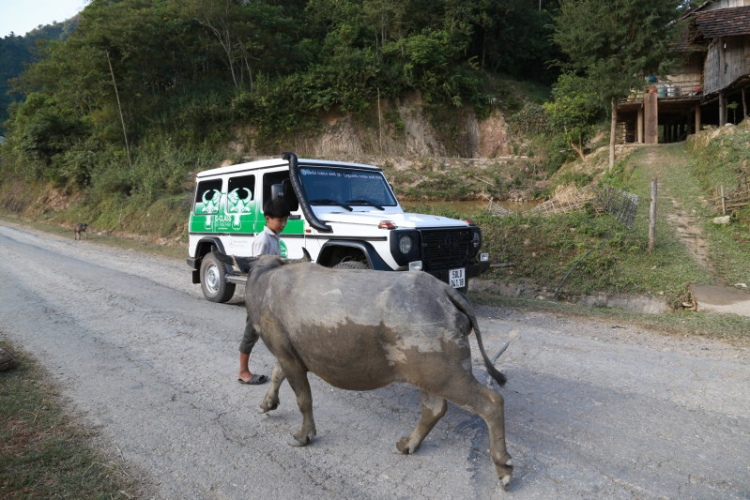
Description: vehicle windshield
299,167,397,209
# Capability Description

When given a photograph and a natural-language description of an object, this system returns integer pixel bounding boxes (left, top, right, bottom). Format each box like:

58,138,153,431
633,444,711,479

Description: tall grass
0,342,136,499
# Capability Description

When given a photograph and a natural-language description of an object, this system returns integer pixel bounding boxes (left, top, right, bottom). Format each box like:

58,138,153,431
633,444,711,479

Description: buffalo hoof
395,437,419,454
289,430,315,447
260,399,279,413
289,435,311,447
497,459,513,491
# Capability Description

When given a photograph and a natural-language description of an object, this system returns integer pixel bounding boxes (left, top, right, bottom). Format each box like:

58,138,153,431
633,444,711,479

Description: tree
551,0,684,168
0,22,71,131
544,73,602,160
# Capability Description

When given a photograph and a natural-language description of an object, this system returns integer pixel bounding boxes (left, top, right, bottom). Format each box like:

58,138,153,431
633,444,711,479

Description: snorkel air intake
283,152,332,233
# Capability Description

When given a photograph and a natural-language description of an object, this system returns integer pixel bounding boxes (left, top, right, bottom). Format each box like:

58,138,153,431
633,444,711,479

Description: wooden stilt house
617,0,750,144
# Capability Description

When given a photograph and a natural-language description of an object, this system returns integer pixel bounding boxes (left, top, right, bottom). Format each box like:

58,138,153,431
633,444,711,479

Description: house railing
620,80,704,103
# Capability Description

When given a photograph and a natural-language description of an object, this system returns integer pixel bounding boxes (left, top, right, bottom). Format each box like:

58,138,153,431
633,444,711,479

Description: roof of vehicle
196,157,382,179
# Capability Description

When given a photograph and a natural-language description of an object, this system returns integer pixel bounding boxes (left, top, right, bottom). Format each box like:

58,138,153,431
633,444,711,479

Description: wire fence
708,178,750,214
596,186,640,229
528,185,596,216
488,184,640,229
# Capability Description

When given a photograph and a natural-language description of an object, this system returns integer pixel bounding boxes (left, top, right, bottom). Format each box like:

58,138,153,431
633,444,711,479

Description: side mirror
271,183,285,199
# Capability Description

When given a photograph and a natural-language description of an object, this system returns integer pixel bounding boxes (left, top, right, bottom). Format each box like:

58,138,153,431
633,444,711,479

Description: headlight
399,235,413,254
390,229,420,266
472,231,481,250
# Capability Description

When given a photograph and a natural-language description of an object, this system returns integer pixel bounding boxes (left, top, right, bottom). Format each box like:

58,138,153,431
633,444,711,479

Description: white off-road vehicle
187,152,490,302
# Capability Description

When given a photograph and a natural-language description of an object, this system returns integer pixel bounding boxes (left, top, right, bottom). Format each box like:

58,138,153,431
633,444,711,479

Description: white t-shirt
251,226,281,256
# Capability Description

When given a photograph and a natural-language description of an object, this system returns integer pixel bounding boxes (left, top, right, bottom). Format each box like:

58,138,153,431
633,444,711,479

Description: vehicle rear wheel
333,260,369,270
200,252,236,303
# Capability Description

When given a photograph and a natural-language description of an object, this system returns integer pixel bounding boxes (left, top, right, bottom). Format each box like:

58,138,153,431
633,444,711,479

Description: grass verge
471,292,750,348
0,341,137,499
0,213,185,261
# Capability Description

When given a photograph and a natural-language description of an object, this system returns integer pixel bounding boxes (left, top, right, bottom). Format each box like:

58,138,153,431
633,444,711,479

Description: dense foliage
0,0,559,197
0,21,75,130
552,0,685,108
0,0,700,252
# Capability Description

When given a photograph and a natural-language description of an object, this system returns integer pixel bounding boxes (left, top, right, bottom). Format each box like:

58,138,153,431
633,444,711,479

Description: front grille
419,228,475,271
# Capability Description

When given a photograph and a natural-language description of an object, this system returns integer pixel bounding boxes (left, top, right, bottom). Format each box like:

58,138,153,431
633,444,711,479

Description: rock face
239,92,512,159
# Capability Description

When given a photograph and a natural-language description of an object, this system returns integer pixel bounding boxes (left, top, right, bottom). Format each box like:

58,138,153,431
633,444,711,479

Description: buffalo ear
211,247,258,272
233,256,258,273
302,247,312,262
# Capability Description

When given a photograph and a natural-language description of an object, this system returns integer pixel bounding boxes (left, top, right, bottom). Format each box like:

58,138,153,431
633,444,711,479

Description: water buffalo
213,249,513,490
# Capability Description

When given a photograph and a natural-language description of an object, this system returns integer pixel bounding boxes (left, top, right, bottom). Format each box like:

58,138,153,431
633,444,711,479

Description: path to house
629,145,712,270
626,144,750,316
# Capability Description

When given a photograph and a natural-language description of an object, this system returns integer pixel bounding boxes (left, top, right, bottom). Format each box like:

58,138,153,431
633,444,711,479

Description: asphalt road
1,220,749,500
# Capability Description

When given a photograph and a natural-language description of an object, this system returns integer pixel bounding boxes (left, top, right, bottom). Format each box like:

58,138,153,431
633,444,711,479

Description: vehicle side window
194,179,223,214
227,175,255,213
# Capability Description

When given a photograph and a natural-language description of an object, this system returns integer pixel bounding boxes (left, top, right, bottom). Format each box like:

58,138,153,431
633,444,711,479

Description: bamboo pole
648,178,658,252
106,50,132,167
474,175,496,187
377,87,383,156
609,99,617,170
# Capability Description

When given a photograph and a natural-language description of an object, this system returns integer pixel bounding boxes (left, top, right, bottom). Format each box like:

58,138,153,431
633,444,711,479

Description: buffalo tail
447,287,507,387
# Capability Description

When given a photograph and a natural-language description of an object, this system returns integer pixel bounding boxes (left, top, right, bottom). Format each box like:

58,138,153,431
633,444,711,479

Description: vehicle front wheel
200,252,236,303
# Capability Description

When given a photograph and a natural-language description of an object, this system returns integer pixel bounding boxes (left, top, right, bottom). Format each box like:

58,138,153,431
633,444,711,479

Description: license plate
449,268,466,288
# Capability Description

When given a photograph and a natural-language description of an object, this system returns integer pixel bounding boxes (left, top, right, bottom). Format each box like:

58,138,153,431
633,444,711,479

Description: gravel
1,220,749,500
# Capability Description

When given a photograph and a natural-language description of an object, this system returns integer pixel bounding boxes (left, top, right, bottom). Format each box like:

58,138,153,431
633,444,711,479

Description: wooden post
743,88,748,122
637,106,644,143
644,93,659,144
695,104,702,133
721,185,726,214
649,178,658,252
719,92,727,126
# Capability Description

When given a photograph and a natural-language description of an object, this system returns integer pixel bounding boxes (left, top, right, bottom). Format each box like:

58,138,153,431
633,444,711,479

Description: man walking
238,198,291,385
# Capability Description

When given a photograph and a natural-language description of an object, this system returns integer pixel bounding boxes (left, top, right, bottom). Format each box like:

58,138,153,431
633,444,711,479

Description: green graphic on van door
191,187,304,237
191,188,261,233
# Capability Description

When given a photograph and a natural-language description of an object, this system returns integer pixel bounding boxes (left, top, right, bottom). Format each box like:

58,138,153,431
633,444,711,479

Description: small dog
73,223,89,240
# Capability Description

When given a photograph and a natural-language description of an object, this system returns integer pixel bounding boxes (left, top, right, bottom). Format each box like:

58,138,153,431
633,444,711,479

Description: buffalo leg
260,362,286,413
440,380,513,490
276,357,316,447
396,391,447,454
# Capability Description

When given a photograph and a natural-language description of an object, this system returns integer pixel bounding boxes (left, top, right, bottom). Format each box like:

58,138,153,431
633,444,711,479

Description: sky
0,0,88,38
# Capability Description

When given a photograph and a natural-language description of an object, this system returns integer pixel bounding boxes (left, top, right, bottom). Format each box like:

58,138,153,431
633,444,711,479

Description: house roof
682,1,714,18
672,17,707,52
694,6,750,38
